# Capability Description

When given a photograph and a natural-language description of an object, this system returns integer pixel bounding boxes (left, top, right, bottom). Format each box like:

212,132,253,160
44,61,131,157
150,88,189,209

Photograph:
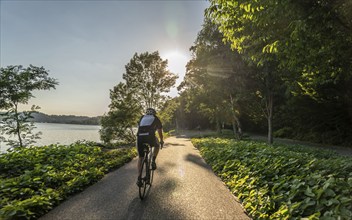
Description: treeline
160,1,352,147
32,112,101,125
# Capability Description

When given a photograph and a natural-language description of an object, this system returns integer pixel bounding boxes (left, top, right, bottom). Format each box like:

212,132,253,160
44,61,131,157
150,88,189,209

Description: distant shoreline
31,112,101,125
34,121,101,126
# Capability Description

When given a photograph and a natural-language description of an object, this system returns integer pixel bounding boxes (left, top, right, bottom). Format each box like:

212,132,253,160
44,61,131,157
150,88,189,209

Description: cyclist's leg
148,136,160,170
153,136,160,160
147,136,159,160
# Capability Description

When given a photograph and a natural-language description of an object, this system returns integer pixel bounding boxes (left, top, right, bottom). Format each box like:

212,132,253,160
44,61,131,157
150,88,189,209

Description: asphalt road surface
40,136,250,220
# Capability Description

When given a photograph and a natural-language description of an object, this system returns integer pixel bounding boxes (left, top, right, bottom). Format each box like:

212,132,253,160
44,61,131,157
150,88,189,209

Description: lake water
0,123,101,153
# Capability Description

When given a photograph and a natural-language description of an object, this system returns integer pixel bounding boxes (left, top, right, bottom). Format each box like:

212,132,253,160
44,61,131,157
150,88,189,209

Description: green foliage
100,82,141,144
124,51,178,109
158,98,180,131
274,95,352,146
171,0,352,146
0,65,58,110
100,51,177,144
179,19,255,136
171,91,214,131
0,65,58,148
0,144,137,219
1,106,42,148
193,138,352,219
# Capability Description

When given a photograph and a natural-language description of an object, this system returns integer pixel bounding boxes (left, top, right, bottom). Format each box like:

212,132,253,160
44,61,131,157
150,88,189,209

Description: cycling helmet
146,108,156,115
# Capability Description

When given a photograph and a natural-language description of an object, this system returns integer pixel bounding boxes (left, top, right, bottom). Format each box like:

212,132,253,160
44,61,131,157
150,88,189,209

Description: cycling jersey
137,114,162,137
136,114,162,157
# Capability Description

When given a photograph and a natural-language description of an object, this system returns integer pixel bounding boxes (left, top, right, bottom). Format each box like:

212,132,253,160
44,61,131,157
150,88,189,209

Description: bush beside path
193,137,352,219
0,144,137,219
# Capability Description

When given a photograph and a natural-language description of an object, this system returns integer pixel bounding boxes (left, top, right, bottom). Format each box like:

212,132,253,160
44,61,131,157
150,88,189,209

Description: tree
179,19,254,138
207,1,287,143
206,0,352,145
124,51,178,110
100,82,141,144
100,51,177,144
0,65,58,148
158,97,180,132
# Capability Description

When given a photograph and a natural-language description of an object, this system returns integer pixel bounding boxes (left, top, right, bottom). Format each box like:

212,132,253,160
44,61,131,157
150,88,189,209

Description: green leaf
33,177,41,182
305,186,315,197
323,198,339,206
308,212,321,220
324,188,336,197
8,210,17,216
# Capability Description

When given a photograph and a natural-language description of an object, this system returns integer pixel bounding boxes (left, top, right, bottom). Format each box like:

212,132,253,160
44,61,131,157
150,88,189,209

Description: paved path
40,136,250,220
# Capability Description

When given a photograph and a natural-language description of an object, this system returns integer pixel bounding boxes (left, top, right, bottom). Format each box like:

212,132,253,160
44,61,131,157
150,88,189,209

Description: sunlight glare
161,50,189,97
162,50,188,81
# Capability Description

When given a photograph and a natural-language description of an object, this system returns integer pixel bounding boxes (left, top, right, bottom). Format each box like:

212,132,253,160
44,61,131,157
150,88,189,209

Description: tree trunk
216,115,221,134
175,116,179,133
14,104,23,148
345,79,352,125
232,120,238,137
267,93,274,144
263,66,274,145
233,115,243,139
229,94,243,139
268,117,273,144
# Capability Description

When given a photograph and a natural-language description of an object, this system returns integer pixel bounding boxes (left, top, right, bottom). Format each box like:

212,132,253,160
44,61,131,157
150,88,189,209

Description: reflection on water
0,123,101,153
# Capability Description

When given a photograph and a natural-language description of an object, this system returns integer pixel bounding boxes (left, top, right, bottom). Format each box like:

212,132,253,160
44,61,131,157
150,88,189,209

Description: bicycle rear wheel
139,156,150,200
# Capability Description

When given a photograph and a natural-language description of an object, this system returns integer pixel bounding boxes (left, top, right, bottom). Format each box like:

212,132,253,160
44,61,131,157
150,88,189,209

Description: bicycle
138,143,155,200
138,140,164,200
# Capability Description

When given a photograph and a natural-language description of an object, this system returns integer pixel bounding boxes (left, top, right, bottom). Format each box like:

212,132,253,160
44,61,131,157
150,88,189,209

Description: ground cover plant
0,144,137,219
192,138,352,219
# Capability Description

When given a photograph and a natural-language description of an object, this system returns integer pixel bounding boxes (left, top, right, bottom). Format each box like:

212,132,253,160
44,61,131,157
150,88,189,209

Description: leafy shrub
192,138,352,219
0,144,137,219
273,127,294,138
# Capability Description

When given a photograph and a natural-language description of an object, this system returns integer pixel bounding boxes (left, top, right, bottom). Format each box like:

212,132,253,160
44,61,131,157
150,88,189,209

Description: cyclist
136,107,164,187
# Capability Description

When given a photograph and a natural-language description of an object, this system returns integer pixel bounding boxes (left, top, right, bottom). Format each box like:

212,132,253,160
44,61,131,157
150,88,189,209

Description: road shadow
174,130,217,138
156,161,176,174
184,154,212,170
124,178,185,220
176,134,190,138
164,142,186,147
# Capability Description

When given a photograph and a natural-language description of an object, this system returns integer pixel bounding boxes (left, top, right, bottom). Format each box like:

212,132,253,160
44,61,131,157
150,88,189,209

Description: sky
0,0,209,117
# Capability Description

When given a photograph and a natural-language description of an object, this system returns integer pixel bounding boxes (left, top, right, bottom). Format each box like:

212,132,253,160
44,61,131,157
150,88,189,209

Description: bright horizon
0,1,209,117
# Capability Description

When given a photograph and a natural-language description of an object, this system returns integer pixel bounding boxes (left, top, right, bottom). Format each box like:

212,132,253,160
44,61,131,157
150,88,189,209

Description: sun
161,50,189,78
160,50,190,97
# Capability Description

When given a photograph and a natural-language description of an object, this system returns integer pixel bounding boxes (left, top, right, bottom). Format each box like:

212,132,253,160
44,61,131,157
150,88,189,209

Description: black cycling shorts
137,135,159,157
